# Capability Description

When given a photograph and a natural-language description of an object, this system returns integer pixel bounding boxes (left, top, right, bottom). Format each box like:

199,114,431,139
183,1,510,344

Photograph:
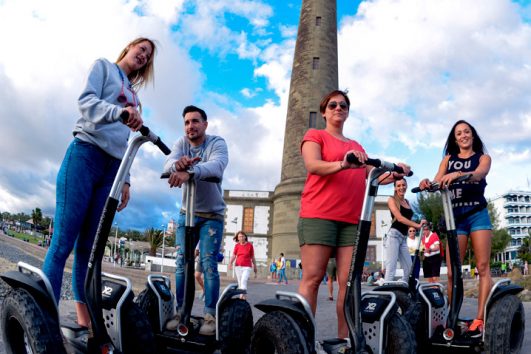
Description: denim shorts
455,207,492,236
297,217,358,247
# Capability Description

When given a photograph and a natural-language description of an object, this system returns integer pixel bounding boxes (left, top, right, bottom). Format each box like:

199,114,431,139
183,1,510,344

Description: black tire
251,311,310,354
121,301,156,354
218,299,253,354
484,294,525,354
134,288,160,332
385,312,417,354
404,300,428,351
1,288,66,354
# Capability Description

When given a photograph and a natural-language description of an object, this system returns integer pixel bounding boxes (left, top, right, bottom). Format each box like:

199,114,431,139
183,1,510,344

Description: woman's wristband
339,161,346,170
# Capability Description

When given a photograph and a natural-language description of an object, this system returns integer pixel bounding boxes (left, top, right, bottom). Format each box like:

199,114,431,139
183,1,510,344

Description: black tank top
447,153,487,217
390,203,414,235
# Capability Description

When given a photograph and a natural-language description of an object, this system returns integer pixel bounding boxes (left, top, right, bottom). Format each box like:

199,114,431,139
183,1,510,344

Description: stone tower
271,0,338,258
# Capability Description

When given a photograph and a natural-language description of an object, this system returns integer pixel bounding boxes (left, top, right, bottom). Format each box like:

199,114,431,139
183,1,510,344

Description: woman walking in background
228,231,257,299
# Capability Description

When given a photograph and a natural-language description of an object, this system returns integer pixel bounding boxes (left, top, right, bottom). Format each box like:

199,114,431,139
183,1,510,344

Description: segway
250,155,417,354
0,112,169,354
134,171,253,353
407,176,525,353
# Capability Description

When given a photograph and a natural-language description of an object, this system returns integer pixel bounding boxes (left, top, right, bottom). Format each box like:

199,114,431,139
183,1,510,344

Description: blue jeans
43,139,120,303
278,268,288,283
175,213,223,316
384,228,412,282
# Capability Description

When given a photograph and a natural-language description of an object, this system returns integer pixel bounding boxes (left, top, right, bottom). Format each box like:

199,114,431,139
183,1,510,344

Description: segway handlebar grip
346,153,413,177
121,110,171,155
412,173,472,193
160,172,221,183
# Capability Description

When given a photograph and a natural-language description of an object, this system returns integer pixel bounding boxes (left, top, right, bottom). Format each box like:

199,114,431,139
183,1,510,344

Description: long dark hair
443,120,487,156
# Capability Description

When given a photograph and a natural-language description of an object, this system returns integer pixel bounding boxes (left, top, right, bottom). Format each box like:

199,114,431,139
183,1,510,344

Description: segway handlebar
346,153,413,176
160,171,221,183
121,110,171,155
411,173,472,193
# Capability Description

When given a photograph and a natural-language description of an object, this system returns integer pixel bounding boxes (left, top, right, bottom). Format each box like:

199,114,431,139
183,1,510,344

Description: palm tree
146,228,164,256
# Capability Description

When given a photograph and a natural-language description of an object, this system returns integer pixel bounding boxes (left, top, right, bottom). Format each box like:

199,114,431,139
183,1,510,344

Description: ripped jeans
383,228,412,282
175,213,223,316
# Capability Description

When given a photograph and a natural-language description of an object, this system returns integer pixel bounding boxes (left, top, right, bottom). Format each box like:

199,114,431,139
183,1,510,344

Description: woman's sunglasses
327,101,348,111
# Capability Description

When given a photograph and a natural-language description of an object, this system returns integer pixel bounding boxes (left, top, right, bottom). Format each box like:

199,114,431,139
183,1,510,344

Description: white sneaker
199,313,216,336
165,313,181,331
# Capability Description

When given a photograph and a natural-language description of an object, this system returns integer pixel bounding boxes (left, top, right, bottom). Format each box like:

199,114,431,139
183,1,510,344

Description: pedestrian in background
421,223,441,283
277,253,288,285
228,230,257,299
407,226,421,280
326,257,337,301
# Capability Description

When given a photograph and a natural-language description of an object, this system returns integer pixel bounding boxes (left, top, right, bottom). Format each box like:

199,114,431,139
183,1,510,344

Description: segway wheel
251,311,310,354
121,301,156,354
218,299,253,354
404,300,428,351
1,288,66,354
484,294,525,354
393,290,413,315
386,312,417,354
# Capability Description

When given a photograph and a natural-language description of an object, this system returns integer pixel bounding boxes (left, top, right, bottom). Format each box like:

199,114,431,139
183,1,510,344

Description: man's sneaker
467,319,484,338
199,313,216,336
165,313,181,331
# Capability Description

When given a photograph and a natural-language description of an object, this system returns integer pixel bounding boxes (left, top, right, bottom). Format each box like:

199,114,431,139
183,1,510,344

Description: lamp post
161,224,166,273
113,223,118,267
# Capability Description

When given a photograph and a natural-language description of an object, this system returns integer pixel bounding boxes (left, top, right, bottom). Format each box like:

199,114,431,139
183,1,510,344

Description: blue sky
0,0,530,231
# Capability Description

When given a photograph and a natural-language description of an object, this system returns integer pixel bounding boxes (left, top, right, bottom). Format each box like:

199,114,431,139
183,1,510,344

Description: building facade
223,190,274,265
492,190,531,262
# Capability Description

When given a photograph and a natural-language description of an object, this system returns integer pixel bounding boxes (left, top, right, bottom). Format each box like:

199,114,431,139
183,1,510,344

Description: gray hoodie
73,58,132,160
164,135,228,216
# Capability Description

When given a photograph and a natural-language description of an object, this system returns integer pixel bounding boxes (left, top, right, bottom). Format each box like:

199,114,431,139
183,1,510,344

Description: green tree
145,228,164,256
518,233,531,262
491,228,511,255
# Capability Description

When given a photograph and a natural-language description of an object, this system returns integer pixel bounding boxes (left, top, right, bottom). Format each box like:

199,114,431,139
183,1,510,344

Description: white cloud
2,0,530,231
338,0,531,176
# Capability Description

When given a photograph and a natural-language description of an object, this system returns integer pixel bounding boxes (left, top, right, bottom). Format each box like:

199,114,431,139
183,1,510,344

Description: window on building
366,246,376,262
242,207,254,233
316,16,321,26
313,57,320,70
309,112,317,128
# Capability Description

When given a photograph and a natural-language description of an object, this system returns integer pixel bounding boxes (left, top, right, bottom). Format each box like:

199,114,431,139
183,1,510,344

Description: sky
1,0,530,231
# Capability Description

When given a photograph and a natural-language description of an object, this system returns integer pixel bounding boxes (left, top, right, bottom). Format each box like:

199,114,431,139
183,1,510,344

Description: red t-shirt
233,242,254,267
422,232,441,257
299,129,367,224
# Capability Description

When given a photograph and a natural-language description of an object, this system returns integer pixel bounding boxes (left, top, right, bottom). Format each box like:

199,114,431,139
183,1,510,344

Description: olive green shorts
297,218,358,247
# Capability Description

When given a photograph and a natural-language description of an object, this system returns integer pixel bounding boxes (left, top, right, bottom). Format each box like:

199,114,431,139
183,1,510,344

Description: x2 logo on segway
101,280,128,309
361,297,390,323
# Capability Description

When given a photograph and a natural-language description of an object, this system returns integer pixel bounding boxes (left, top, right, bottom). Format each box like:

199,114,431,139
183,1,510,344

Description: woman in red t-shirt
228,231,257,299
298,90,411,338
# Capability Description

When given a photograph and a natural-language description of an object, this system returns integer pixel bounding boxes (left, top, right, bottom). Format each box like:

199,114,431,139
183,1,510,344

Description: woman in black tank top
419,120,493,337
384,178,426,282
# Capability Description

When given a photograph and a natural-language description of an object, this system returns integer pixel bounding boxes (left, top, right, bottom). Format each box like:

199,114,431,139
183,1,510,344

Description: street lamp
161,224,166,273
113,223,118,267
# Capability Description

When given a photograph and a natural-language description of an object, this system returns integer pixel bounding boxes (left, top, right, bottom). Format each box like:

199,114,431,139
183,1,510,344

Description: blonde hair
115,37,157,89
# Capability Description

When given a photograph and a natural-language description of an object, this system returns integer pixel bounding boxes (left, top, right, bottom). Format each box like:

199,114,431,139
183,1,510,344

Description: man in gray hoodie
163,105,228,335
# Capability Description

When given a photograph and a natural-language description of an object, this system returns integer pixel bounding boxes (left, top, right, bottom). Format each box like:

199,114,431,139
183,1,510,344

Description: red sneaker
467,319,484,338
